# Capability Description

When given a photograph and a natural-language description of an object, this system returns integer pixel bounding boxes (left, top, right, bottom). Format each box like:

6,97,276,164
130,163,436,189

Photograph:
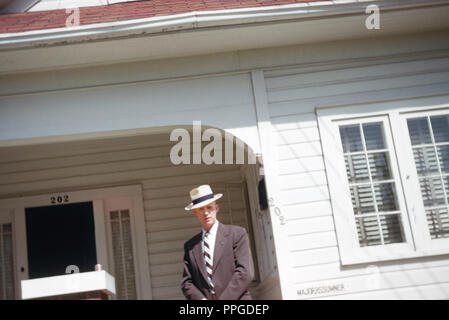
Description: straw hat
185,185,223,211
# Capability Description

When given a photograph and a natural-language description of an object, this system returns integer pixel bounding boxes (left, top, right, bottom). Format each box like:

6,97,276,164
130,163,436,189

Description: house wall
1,29,449,299
264,50,449,299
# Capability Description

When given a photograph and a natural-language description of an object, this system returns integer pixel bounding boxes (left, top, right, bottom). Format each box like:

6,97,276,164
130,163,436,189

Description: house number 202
50,195,70,204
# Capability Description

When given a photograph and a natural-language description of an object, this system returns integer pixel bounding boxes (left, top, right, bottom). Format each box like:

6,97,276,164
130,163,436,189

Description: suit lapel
213,223,229,272
192,233,209,283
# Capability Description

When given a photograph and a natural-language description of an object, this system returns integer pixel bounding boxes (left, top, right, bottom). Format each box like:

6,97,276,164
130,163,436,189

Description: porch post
250,70,295,300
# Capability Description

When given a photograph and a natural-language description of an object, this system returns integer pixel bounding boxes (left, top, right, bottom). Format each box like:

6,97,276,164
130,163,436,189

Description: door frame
0,184,152,300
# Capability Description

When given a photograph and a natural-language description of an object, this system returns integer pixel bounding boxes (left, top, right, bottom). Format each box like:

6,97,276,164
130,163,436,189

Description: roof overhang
1,0,449,75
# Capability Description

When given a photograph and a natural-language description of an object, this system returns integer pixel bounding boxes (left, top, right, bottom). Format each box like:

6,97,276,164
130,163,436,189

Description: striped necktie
203,231,215,294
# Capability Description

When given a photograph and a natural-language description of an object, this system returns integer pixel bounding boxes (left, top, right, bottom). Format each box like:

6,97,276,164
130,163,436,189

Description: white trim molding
317,94,449,265
0,184,152,300
1,0,448,49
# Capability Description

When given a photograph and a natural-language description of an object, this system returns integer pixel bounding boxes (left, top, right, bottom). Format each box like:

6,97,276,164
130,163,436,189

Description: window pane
426,208,449,239
368,152,392,181
120,210,130,219
437,145,449,174
2,224,11,233
363,123,386,151
340,125,363,153
431,115,449,143
351,185,375,215
345,154,369,183
407,117,432,145
419,177,446,207
374,183,399,212
413,147,439,176
380,214,404,244
110,211,119,221
356,216,381,247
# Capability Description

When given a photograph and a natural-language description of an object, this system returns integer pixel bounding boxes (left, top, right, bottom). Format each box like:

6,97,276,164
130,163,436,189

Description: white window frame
317,95,449,265
0,184,151,299
397,107,449,253
103,196,145,300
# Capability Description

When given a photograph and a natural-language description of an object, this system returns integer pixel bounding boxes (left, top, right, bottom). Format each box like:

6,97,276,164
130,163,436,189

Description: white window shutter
110,210,137,300
0,223,15,300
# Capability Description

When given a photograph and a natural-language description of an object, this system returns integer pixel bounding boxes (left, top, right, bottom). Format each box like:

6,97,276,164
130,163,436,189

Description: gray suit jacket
181,223,254,300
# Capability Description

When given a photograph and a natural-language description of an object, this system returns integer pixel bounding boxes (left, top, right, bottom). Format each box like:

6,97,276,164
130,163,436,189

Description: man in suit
181,185,254,300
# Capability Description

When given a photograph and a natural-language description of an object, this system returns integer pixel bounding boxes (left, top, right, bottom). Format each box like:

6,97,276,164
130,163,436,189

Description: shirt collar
202,220,219,237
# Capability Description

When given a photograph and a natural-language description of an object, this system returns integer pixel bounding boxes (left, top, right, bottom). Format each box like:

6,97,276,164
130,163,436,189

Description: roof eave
1,0,448,50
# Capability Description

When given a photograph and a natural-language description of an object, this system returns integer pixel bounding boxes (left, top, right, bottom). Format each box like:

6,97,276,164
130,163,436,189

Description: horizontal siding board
277,171,327,190
271,112,317,130
0,156,174,184
286,216,335,237
147,225,208,244
142,169,242,189
290,247,340,269
145,197,245,211
145,204,247,222
148,239,187,255
147,217,199,233
144,187,243,202
280,186,330,205
277,156,325,175
147,212,248,233
151,274,182,289
288,231,337,252
150,263,182,277
267,70,449,103
273,127,320,146
266,62,449,92
0,133,171,163
0,146,163,174
268,101,315,117
149,251,183,266
151,286,184,299
276,141,323,160
265,57,449,90
282,200,333,221
0,164,241,197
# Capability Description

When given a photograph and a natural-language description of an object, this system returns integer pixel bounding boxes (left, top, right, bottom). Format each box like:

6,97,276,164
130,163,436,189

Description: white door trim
0,184,152,300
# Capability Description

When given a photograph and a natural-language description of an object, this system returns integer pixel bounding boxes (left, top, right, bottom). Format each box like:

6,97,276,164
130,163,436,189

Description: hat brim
185,194,223,211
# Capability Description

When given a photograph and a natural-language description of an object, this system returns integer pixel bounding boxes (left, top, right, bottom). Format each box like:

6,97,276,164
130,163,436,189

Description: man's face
192,201,219,231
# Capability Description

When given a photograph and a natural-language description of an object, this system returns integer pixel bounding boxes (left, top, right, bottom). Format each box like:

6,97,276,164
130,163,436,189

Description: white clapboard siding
278,171,328,190
296,264,449,300
276,141,323,160
321,282,449,300
0,133,254,300
264,54,449,299
282,200,333,221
